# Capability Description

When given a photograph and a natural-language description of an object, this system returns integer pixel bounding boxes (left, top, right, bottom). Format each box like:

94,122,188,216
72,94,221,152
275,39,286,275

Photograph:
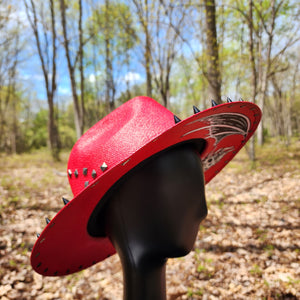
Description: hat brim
31,101,261,276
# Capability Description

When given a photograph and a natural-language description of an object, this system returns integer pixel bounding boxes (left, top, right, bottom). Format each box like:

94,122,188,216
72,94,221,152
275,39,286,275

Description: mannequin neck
121,255,167,300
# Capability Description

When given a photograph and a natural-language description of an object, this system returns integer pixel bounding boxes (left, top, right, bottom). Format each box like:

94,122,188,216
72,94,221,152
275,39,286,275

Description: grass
250,264,263,277
255,228,268,242
0,149,71,214
187,288,204,297
255,138,300,171
225,138,300,174
264,244,275,257
0,148,69,172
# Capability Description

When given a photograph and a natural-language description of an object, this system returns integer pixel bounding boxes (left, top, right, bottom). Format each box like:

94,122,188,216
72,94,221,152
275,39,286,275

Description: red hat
31,96,261,276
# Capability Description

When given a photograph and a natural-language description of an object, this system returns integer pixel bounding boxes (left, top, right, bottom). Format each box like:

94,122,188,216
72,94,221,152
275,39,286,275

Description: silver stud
68,169,72,177
100,162,108,172
83,168,88,176
92,169,97,179
74,169,78,178
37,233,40,238
84,181,89,187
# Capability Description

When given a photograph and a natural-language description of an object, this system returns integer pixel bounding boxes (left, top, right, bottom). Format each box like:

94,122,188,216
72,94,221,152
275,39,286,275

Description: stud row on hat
173,97,244,123
68,162,108,179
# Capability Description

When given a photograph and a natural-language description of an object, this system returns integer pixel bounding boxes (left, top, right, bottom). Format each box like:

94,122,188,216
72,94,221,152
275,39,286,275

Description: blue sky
12,0,145,107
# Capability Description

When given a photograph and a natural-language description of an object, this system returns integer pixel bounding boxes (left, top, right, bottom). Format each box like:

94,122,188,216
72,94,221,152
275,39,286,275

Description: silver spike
84,181,89,187
227,97,233,103
46,218,50,225
92,169,97,179
74,169,78,178
83,168,88,176
68,169,72,177
100,162,108,172
62,197,69,205
193,105,201,114
37,233,40,238
239,97,244,102
211,99,218,107
174,115,181,124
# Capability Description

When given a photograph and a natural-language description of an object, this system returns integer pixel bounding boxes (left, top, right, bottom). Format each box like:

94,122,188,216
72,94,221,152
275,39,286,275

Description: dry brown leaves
0,146,299,300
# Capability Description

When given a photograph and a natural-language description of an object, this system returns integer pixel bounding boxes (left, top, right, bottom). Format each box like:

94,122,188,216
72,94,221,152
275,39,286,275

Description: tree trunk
289,61,299,143
49,0,60,160
144,0,152,98
11,92,17,154
248,0,257,162
24,0,60,159
204,0,222,103
48,94,60,160
104,0,115,114
59,0,83,139
257,0,276,146
133,0,152,97
79,0,85,133
105,36,111,113
145,25,152,98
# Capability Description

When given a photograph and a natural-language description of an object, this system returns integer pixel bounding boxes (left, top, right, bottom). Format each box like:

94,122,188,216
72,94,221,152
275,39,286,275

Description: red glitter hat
31,96,261,276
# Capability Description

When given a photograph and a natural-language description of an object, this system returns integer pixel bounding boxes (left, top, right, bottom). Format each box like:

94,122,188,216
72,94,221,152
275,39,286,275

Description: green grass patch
224,139,300,175
250,264,263,277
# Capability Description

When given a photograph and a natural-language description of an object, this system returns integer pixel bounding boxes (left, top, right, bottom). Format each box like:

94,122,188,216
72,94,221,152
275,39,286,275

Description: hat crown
67,97,174,196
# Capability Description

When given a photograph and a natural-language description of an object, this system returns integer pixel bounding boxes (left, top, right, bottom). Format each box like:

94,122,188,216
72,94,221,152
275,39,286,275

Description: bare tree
104,0,116,113
152,1,187,108
24,0,60,159
59,0,85,139
157,1,220,108
250,0,299,145
0,23,21,153
132,0,187,108
132,0,153,98
90,1,136,113
248,0,257,161
203,0,222,104
232,0,300,155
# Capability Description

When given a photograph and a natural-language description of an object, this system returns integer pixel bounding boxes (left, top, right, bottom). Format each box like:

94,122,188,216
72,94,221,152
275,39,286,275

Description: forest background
1,0,299,161
1,1,300,299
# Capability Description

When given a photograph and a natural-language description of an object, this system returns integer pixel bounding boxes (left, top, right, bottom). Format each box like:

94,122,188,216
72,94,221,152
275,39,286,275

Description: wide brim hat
31,96,261,276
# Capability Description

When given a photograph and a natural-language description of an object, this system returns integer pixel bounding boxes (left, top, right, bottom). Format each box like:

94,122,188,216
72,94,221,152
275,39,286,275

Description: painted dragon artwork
198,112,250,170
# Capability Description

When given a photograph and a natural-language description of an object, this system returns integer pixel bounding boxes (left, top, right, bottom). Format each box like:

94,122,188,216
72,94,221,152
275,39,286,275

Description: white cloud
89,74,96,83
124,72,141,83
58,86,70,95
20,73,44,81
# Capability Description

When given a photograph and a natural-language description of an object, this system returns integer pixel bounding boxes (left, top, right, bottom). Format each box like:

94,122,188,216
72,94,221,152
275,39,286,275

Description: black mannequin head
88,141,207,300
104,142,207,264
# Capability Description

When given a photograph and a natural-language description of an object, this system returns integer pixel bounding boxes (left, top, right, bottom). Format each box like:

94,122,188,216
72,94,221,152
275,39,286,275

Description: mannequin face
104,142,207,261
